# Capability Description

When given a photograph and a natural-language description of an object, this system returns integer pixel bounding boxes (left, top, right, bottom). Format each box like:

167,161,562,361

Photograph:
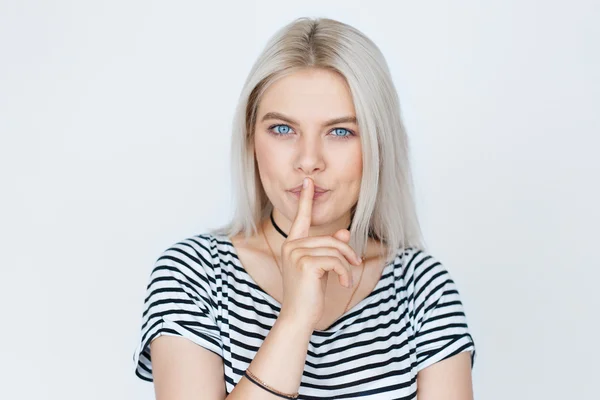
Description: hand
277,177,363,331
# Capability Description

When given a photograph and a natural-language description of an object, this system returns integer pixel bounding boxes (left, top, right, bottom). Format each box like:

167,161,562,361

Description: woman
133,17,476,399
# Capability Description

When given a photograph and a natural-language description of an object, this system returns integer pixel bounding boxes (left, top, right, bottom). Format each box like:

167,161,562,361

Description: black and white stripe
133,233,476,399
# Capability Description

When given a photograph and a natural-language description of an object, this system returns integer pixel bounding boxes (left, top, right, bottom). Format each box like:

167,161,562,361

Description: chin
310,207,345,226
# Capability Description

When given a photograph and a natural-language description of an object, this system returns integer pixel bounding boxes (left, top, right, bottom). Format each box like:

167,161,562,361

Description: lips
288,190,330,200
288,184,329,193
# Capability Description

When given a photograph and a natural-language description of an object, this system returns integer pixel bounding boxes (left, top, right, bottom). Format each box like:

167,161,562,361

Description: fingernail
303,177,309,188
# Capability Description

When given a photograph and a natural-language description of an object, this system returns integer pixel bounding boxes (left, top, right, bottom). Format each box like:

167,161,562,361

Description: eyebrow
260,112,357,127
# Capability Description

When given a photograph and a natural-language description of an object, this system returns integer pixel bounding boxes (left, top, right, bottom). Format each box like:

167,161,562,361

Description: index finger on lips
287,177,314,240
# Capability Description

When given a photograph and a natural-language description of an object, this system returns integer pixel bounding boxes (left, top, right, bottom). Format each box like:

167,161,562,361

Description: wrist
276,313,314,337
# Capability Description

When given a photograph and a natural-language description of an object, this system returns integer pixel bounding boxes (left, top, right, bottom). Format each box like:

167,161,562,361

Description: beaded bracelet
243,369,299,399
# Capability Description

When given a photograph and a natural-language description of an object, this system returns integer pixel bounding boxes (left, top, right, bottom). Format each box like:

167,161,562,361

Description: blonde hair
210,17,426,264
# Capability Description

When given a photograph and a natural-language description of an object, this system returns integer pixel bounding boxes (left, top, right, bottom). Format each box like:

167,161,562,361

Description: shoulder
151,233,229,280
390,247,460,300
157,233,213,262
392,248,476,371
145,233,243,307
393,246,450,279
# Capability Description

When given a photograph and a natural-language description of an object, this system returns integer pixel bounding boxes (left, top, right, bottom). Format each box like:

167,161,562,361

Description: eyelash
266,124,356,140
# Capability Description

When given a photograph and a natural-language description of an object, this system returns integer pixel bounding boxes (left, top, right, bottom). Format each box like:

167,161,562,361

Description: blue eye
332,128,352,138
266,124,355,139
270,124,293,135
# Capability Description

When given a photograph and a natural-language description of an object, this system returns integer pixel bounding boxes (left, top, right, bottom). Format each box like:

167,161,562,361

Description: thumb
333,229,351,243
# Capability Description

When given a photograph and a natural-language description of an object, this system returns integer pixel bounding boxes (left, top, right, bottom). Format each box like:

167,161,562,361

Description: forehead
257,68,356,122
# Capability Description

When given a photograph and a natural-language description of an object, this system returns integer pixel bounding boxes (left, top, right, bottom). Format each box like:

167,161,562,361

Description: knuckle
281,241,293,255
287,245,297,257
297,255,311,270
287,242,302,256
289,249,302,264
331,256,345,268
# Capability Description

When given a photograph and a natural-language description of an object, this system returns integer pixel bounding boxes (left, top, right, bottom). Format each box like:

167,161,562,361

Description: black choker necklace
269,210,351,239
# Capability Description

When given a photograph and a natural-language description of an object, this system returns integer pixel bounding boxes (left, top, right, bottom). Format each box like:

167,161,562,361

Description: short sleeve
133,236,223,382
409,249,476,372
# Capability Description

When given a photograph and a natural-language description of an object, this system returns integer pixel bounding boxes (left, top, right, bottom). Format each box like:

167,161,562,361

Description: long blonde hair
210,17,426,264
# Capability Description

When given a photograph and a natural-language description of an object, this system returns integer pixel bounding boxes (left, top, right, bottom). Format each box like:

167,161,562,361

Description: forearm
227,316,312,399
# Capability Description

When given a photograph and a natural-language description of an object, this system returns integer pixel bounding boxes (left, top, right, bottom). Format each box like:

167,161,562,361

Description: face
253,68,363,230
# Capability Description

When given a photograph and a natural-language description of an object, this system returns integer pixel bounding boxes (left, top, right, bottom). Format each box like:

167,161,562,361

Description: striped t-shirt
133,233,476,399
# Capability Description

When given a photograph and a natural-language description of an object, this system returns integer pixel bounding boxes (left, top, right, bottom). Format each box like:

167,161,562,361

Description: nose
294,134,325,175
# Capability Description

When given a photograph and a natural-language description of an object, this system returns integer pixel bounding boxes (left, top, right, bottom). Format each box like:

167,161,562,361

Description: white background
1,1,599,399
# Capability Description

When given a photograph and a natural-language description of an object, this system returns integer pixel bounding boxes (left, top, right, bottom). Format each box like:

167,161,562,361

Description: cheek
342,143,363,181
347,146,363,197
254,135,271,170
353,149,363,176
254,136,282,188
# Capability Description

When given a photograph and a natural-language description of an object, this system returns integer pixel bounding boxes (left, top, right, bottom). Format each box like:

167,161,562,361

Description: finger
290,247,352,278
287,177,314,240
293,235,362,265
299,255,353,288
332,229,350,243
